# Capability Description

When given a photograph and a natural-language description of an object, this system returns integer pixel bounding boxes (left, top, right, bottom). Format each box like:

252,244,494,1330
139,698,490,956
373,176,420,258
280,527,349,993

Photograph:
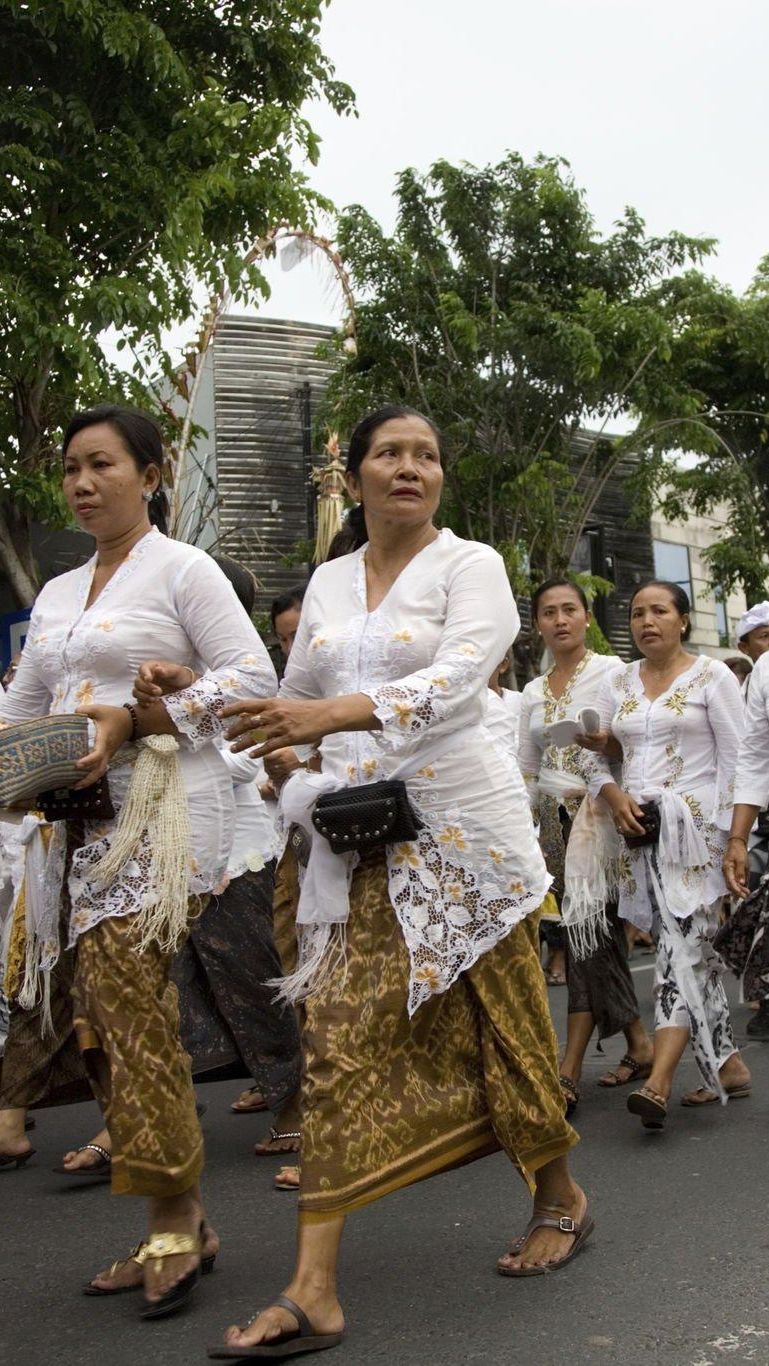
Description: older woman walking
580,580,750,1131
0,404,277,1318
207,405,589,1361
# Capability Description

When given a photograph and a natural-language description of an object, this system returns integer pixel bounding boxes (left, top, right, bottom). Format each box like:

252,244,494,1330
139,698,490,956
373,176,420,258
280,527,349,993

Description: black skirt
173,861,301,1110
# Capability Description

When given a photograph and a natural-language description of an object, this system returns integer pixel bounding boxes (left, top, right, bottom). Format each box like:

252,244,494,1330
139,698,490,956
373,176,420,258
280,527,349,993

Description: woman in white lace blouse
0,405,277,1318
580,579,750,1133
210,406,592,1362
517,579,651,1119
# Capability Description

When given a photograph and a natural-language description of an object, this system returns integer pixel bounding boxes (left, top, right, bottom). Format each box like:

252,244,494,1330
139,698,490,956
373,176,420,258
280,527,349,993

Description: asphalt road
3,957,769,1366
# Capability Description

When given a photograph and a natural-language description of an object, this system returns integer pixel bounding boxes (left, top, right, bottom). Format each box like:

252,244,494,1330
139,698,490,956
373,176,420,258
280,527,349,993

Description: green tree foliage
320,153,727,616
0,0,353,604
631,265,769,603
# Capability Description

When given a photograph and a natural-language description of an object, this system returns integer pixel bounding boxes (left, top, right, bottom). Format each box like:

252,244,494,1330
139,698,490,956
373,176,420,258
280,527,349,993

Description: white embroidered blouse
586,656,743,924
484,687,522,756
280,527,550,1012
518,651,624,818
0,528,277,944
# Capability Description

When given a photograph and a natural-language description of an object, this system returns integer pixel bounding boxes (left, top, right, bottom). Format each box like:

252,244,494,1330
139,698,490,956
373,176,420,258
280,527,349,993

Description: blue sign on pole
0,608,32,675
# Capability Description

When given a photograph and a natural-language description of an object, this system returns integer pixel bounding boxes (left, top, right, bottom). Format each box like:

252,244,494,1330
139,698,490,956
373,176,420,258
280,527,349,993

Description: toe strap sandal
254,1128,302,1156
559,1075,580,1118
627,1085,667,1129
497,1208,595,1278
140,1227,205,1321
597,1053,652,1088
53,1142,112,1181
207,1294,344,1359
83,1237,216,1297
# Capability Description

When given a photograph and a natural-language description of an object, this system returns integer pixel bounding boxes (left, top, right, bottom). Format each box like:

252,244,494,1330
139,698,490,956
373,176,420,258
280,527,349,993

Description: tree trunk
0,502,39,607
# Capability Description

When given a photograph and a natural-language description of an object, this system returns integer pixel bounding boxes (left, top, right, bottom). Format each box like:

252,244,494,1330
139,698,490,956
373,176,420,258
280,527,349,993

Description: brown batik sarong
299,851,576,1220
0,931,90,1110
72,911,203,1198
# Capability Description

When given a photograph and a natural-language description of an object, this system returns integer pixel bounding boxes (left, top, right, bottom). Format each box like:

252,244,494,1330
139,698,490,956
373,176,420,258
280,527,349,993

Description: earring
142,491,152,503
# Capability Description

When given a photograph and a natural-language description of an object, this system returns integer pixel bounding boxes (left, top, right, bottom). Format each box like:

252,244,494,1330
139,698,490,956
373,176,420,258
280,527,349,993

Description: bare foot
0,1108,32,1161
254,1128,301,1157
87,1224,219,1294
274,1165,300,1190
497,1185,588,1273
62,1127,111,1170
222,1288,344,1352
231,1087,267,1114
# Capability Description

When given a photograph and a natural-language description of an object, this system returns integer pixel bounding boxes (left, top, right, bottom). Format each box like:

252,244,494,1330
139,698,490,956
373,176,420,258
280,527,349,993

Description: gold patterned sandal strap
144,1232,202,1261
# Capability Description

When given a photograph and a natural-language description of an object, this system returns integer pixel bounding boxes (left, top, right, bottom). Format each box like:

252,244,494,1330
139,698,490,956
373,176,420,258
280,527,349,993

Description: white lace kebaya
0,528,277,959
586,656,744,929
278,528,551,1014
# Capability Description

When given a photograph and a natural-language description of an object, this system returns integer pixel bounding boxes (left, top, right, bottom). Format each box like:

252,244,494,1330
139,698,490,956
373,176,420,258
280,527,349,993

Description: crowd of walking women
0,398,767,1360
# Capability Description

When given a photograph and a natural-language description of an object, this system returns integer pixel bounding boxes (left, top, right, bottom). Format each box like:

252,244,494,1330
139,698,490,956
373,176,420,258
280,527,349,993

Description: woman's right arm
516,688,542,814
0,606,53,723
581,675,645,836
726,654,769,896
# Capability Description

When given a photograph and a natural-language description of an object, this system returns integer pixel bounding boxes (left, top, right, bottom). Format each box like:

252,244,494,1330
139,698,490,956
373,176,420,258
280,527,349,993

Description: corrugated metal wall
212,315,336,610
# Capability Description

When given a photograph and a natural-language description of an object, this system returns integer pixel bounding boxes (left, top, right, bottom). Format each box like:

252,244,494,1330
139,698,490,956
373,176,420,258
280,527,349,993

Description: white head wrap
737,601,769,642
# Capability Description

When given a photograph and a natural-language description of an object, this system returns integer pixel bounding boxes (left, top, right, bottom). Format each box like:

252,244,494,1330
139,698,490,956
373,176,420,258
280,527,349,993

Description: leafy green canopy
633,265,769,603
320,153,719,598
0,0,353,601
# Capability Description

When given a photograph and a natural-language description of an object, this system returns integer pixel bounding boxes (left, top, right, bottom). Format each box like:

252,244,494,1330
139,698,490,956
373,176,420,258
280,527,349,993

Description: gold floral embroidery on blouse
663,743,684,788
393,701,415,728
392,629,412,642
617,695,640,720
438,823,467,852
542,650,594,725
74,679,95,706
393,843,422,868
662,660,713,716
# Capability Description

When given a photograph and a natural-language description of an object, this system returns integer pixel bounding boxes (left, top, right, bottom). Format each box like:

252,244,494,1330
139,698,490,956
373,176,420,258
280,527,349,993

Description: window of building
714,587,729,648
652,541,693,605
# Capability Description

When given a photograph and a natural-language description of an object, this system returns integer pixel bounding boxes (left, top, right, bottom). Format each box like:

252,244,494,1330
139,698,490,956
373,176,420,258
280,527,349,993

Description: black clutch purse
312,779,422,854
623,800,661,850
38,775,115,824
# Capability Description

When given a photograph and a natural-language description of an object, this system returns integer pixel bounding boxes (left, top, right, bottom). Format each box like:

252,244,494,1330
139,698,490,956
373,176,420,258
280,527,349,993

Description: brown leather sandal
497,1207,594,1277
597,1053,652,1088
207,1294,344,1358
627,1085,667,1129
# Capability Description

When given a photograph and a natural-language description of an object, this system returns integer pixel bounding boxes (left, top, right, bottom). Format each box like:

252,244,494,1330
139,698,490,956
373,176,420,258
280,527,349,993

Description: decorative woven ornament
312,432,347,564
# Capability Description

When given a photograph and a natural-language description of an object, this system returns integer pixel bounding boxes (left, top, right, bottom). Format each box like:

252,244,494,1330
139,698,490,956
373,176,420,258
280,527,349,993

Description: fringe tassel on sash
92,735,192,955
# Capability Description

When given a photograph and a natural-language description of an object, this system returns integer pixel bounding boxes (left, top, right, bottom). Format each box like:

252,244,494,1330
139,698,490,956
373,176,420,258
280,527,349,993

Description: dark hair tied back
629,579,692,641
62,403,169,536
531,576,589,619
326,404,444,560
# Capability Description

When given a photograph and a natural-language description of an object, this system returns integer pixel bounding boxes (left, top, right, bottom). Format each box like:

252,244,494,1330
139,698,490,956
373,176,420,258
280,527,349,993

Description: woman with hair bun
0,404,277,1318
578,580,750,1131
210,404,590,1360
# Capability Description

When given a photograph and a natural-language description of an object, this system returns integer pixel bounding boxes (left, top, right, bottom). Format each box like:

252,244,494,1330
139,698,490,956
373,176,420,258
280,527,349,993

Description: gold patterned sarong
72,910,203,1198
299,852,576,1219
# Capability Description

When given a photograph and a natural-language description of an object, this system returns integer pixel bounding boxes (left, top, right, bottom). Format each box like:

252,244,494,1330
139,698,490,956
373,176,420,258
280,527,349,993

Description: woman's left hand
222,698,334,757
74,704,133,788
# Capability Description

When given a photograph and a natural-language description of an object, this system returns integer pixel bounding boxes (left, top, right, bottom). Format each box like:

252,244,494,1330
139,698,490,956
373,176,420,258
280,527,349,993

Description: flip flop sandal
559,1075,580,1117
53,1142,112,1181
0,1148,35,1170
627,1086,667,1130
207,1294,344,1359
254,1128,301,1157
274,1166,300,1192
597,1053,653,1088
497,1209,595,1278
139,1224,205,1320
83,1240,217,1296
680,1083,752,1107
231,1087,269,1115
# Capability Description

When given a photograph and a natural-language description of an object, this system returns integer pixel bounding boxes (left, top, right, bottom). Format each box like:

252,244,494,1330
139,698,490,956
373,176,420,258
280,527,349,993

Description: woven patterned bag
0,714,91,808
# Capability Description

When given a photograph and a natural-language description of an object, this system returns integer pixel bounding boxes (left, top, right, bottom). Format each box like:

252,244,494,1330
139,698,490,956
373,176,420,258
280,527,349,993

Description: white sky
234,0,769,337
